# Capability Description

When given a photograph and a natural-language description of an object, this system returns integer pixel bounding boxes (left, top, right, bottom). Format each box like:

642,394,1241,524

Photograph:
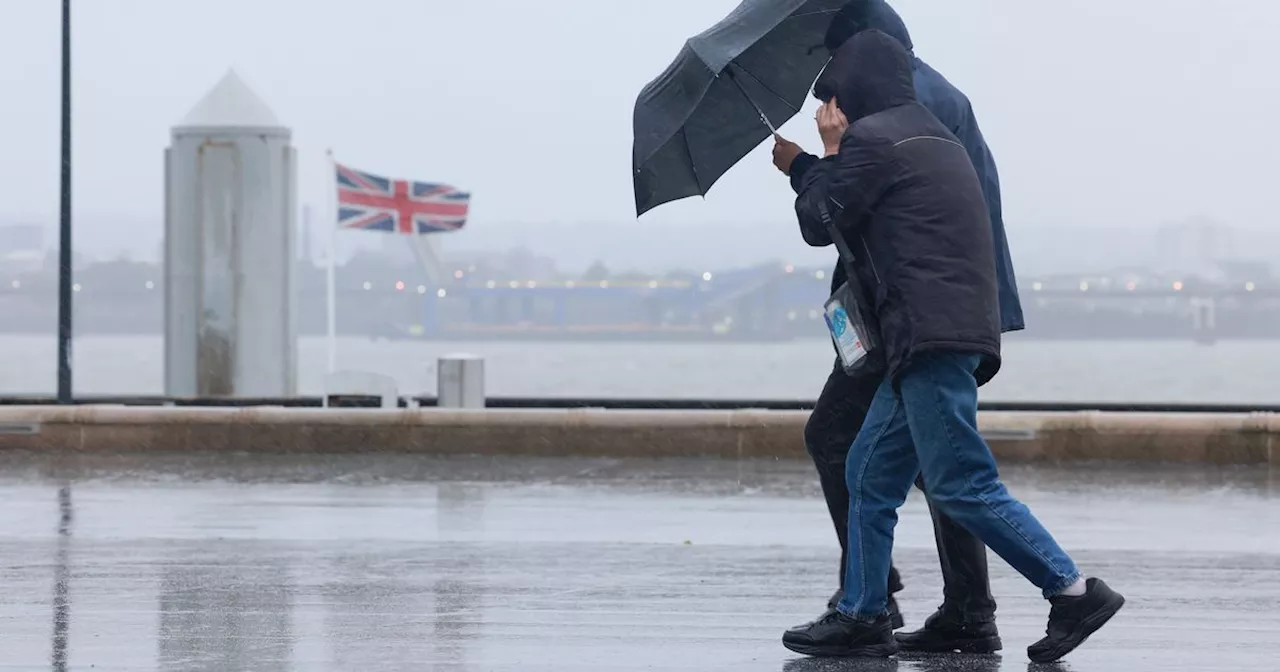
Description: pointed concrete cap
174,69,288,135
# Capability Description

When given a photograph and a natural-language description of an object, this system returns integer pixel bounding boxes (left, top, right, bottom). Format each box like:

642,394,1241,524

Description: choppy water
1,334,1276,403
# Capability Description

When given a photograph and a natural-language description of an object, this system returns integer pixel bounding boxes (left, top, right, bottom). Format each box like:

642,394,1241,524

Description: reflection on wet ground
1,453,1277,671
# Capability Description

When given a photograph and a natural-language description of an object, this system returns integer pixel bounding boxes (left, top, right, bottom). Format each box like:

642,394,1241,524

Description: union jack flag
335,163,470,234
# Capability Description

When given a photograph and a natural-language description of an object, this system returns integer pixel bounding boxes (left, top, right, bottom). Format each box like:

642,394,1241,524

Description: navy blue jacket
790,0,1023,333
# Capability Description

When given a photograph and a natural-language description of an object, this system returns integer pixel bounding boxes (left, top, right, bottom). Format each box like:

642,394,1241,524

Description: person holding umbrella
779,27,1125,663
772,0,1020,655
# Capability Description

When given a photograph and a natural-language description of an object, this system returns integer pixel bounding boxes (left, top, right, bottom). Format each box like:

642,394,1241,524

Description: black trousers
804,359,998,621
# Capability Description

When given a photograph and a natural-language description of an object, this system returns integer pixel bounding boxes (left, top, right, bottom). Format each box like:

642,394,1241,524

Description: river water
1,334,1275,403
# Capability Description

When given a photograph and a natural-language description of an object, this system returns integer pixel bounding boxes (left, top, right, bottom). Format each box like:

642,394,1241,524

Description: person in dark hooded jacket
779,30,1124,663
774,0,1013,654
776,0,1022,333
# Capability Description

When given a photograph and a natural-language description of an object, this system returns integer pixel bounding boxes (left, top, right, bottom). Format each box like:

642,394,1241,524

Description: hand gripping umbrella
632,0,846,217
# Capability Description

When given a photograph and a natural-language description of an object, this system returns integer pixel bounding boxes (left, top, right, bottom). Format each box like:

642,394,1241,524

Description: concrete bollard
438,355,485,408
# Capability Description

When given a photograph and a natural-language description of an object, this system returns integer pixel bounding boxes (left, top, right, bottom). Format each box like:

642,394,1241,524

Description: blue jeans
837,351,1081,619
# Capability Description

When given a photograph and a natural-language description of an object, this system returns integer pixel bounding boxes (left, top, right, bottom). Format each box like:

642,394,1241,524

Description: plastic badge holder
817,200,882,377
825,280,880,376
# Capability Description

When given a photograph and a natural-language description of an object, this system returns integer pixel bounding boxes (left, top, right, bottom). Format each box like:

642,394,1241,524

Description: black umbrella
632,0,847,217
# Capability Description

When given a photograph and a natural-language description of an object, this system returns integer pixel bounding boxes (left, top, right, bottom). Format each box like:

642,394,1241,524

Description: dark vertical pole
57,0,73,404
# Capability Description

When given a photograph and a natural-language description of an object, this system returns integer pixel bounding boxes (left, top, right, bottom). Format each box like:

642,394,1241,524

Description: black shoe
895,605,1002,653
784,589,844,634
1028,578,1125,663
787,589,905,635
782,611,900,658
797,589,905,630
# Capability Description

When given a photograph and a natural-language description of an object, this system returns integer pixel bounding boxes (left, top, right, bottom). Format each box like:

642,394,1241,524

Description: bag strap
816,199,859,281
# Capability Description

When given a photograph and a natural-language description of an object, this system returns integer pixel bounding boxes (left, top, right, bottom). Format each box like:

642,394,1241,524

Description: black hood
813,29,916,123
823,0,914,54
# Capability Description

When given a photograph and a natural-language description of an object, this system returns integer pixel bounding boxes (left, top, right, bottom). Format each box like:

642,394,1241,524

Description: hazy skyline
2,0,1278,272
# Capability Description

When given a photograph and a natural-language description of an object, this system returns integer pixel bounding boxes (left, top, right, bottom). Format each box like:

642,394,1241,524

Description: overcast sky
1,0,1278,272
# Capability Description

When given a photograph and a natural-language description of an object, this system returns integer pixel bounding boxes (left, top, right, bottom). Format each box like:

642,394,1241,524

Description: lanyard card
824,291,869,371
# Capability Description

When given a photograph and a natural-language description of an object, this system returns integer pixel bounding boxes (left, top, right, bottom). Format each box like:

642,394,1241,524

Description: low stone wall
0,406,1275,464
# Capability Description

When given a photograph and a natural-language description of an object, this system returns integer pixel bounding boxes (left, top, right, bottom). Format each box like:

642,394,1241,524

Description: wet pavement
1,453,1278,671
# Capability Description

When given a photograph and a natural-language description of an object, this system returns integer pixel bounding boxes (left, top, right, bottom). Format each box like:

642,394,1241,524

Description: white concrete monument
164,70,298,397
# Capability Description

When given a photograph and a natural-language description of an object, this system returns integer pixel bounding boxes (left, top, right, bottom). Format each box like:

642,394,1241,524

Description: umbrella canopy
632,0,847,217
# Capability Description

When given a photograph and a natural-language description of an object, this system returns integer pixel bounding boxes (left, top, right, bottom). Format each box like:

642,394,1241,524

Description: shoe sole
782,640,900,658
896,635,1003,654
1027,593,1125,663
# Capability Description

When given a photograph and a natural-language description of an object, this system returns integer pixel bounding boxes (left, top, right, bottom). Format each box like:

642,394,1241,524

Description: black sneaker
895,605,1002,653
782,611,900,658
787,590,905,633
1027,578,1125,663
785,589,843,634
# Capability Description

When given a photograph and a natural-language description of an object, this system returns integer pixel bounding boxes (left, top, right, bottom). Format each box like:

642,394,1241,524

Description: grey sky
1,0,1278,272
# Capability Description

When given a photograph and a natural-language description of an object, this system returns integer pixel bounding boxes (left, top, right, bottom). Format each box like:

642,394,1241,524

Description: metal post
56,0,73,404
437,355,485,408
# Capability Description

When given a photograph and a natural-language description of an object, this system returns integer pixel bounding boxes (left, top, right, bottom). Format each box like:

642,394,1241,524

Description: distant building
1153,217,1237,277
1217,259,1273,282
0,224,45,273
444,246,560,282
379,234,418,267
0,223,42,251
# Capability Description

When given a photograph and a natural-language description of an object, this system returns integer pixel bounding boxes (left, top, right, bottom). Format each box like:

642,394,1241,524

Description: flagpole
325,150,338,383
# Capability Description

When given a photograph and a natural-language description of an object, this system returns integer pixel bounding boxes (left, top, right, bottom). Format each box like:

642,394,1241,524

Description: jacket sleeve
794,131,891,248
939,96,1004,226
788,152,821,194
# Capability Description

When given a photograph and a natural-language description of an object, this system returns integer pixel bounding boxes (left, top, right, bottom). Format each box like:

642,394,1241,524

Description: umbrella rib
728,62,800,114
788,9,841,19
680,128,704,194
725,69,776,133
728,7,841,107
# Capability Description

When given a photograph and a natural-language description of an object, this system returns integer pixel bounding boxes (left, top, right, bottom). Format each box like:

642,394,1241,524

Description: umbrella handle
724,67,777,134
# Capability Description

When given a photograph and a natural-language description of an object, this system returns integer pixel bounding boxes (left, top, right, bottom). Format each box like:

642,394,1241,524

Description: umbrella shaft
725,67,776,133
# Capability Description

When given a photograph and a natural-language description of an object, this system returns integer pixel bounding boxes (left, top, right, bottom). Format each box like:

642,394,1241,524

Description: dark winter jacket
790,0,1024,333
795,30,1001,386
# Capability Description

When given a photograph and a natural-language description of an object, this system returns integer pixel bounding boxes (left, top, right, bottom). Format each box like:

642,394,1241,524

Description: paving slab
1,453,1277,671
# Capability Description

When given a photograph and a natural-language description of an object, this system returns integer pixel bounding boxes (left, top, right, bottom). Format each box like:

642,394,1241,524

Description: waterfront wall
0,407,1275,465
